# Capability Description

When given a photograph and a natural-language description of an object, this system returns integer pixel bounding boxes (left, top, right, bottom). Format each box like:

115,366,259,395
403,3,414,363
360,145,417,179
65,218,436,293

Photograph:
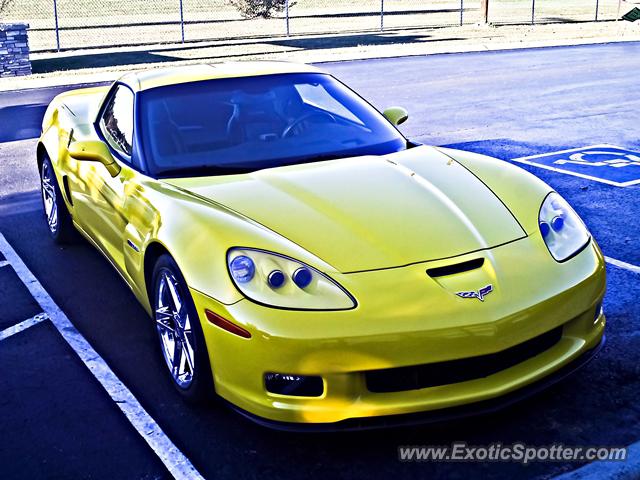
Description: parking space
512,145,640,187
0,263,41,329
0,321,172,479
0,42,639,480
0,233,201,479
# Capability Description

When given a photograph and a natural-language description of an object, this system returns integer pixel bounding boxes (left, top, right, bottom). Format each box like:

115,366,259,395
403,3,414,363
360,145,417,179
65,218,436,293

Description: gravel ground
1,0,631,52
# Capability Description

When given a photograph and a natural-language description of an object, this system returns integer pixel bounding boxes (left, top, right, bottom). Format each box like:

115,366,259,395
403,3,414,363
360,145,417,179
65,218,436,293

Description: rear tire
40,155,76,244
152,254,214,403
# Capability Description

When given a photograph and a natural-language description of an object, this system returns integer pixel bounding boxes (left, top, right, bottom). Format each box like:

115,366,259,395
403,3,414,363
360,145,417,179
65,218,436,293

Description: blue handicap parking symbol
511,144,640,187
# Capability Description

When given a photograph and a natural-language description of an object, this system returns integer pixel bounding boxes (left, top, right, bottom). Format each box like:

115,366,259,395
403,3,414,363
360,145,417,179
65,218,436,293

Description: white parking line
511,144,640,188
0,233,205,480
605,256,640,274
0,260,9,268
0,313,48,341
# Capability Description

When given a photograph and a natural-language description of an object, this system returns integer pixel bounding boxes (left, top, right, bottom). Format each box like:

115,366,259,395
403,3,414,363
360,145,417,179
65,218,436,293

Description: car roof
118,62,326,92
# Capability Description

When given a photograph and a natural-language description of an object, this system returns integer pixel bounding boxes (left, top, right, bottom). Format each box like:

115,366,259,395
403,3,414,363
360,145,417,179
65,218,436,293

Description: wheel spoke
43,198,52,216
156,305,173,322
183,349,194,375
164,273,183,314
172,339,183,377
42,179,54,196
179,343,189,376
48,202,57,229
156,318,175,334
181,333,195,373
160,334,174,363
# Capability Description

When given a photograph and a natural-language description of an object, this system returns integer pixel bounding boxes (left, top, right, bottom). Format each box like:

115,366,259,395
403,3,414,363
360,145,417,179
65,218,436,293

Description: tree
0,0,15,21
229,0,293,19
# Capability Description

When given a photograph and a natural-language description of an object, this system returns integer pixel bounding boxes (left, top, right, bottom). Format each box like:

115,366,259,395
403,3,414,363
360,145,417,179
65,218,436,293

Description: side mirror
68,140,121,177
383,106,409,126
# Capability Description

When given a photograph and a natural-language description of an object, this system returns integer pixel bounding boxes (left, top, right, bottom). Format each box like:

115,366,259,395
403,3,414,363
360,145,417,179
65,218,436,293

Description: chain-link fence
0,1,623,53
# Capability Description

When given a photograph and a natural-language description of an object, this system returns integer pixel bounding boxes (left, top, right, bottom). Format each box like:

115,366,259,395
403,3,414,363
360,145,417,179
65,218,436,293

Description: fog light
264,373,324,397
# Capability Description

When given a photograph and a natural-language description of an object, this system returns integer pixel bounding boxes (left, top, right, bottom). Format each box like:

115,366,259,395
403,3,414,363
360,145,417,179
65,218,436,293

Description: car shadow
0,104,48,143
266,32,444,49
31,31,465,73
31,51,180,74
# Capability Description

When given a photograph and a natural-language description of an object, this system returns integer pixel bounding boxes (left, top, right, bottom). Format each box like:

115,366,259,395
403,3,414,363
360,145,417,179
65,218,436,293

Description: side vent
62,175,73,206
427,258,484,278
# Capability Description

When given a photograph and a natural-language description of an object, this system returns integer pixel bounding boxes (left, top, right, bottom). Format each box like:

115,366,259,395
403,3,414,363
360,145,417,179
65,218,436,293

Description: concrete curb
1,26,639,92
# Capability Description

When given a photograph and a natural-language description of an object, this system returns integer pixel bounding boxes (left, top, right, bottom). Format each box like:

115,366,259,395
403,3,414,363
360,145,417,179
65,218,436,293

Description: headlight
227,248,356,310
539,192,590,261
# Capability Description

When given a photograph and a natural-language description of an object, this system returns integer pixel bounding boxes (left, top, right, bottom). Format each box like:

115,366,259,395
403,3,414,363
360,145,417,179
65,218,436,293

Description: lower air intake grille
365,326,563,393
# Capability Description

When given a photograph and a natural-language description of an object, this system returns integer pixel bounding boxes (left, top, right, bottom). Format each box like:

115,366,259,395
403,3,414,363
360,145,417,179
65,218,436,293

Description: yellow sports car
38,62,606,430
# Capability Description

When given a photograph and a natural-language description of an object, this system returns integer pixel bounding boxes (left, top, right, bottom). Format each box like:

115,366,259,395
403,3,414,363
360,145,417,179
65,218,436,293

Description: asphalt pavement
0,42,639,480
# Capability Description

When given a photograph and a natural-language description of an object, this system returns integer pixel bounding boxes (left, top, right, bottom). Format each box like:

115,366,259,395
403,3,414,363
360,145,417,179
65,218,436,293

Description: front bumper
227,334,605,431
191,234,606,426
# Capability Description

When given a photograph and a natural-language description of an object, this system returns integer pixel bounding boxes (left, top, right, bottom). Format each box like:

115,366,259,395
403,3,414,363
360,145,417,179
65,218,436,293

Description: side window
100,86,135,157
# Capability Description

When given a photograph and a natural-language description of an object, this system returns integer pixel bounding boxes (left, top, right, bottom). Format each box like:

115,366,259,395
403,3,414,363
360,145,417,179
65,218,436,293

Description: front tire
152,254,214,403
40,155,75,243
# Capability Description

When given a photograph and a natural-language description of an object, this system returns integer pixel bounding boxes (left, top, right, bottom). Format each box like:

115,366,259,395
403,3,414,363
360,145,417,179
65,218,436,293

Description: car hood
164,146,526,272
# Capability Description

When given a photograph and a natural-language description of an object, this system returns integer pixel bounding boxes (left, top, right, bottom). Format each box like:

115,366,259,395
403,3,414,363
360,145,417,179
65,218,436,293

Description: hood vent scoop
427,258,484,278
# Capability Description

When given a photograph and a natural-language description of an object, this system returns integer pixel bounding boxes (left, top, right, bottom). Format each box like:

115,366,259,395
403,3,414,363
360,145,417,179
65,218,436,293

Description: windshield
138,73,406,177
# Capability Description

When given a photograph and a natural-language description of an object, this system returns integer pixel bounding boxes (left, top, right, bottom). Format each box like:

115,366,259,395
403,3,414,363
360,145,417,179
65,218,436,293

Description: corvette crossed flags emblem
456,284,494,302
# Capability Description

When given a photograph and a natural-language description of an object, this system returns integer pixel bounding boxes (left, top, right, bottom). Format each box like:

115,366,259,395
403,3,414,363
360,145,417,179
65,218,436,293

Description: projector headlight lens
539,192,590,262
267,270,286,289
292,267,313,289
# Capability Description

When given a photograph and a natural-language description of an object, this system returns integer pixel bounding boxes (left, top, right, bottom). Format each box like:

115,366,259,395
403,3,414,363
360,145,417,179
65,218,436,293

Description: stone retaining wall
0,23,31,77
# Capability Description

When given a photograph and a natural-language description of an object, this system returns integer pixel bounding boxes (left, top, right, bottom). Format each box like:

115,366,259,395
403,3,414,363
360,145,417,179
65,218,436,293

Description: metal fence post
285,0,290,36
52,0,60,51
531,0,536,25
595,0,600,21
617,0,622,21
480,0,489,24
380,0,384,32
460,0,464,26
179,0,185,43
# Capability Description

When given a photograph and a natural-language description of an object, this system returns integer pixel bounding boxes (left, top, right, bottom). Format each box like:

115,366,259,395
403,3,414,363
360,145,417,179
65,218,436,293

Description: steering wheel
282,111,337,138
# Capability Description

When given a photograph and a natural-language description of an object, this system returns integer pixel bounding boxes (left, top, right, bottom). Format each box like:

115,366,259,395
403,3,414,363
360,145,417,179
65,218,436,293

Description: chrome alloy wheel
41,161,58,234
155,271,196,389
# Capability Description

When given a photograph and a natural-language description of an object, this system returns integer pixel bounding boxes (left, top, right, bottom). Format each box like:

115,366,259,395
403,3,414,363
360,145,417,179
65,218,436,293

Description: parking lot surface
0,42,639,479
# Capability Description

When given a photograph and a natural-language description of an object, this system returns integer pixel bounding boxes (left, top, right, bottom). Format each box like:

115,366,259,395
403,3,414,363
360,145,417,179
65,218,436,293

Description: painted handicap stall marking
511,145,640,187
